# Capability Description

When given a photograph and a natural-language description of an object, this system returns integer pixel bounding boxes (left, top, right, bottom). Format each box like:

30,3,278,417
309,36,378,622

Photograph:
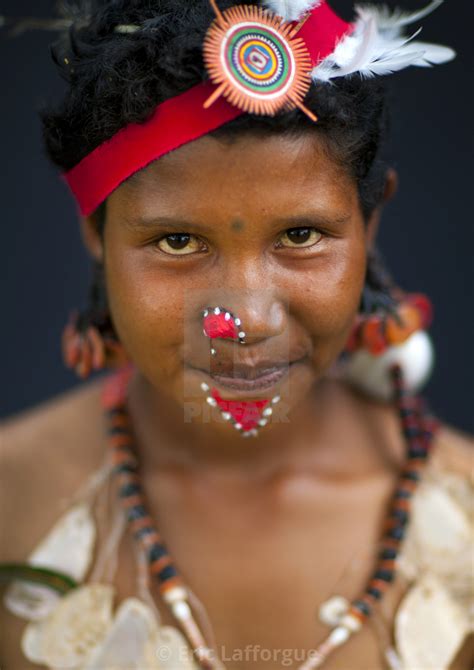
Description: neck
127,370,330,478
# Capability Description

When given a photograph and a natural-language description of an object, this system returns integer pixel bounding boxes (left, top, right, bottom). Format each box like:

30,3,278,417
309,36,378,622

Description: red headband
64,1,352,216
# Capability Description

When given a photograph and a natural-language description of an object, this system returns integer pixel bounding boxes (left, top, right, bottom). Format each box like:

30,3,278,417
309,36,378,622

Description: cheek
104,244,190,385
294,238,367,365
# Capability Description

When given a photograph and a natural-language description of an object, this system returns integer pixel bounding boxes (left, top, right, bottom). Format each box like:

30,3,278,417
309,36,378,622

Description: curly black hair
41,0,396,338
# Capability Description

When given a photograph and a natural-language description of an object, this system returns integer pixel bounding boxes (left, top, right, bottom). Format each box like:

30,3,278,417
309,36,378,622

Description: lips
187,356,306,393
210,364,290,391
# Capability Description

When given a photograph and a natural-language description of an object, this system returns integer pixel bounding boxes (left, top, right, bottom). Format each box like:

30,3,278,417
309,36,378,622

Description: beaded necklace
103,365,438,669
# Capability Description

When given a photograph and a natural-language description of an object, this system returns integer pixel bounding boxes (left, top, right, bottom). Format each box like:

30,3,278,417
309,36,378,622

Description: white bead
258,419,268,427
242,431,251,438
202,328,208,336
238,331,246,339
319,596,349,627
235,318,241,326
211,348,216,356
224,312,231,321
249,429,258,437
206,397,217,407
234,423,242,430
203,310,209,317
272,395,281,404
200,382,210,392
340,613,362,633
344,331,434,401
171,600,192,621
263,407,273,417
214,307,221,315
221,412,231,421
328,626,351,647
162,587,188,604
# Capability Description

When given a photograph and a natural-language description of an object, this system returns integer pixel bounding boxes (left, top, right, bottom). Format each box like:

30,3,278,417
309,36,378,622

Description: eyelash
153,227,325,256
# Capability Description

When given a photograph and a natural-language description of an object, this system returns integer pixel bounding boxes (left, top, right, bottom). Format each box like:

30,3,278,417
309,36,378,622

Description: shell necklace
102,364,438,669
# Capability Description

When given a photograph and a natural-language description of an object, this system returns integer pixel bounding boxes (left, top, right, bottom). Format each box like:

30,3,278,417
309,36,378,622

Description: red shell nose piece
202,307,246,343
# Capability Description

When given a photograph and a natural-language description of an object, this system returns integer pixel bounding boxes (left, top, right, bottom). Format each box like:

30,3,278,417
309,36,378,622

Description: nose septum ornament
202,306,246,356
200,306,281,438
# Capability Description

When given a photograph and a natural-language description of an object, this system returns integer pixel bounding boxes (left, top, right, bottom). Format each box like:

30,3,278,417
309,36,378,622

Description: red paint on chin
211,388,269,431
203,312,239,340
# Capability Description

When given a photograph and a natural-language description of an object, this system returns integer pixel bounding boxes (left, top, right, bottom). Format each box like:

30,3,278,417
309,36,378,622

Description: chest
1,473,402,670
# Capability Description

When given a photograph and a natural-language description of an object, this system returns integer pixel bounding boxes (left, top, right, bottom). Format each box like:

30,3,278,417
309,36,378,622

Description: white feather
358,0,444,30
265,0,322,22
311,1,455,82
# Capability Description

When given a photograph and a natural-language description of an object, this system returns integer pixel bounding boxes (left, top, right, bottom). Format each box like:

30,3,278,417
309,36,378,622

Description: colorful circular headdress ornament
203,2,317,121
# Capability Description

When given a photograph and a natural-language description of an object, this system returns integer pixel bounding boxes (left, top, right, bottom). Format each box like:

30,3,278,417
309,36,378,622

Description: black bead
126,505,147,521
388,526,405,541
114,462,137,475
149,543,168,563
108,408,127,419
109,425,130,436
119,482,142,498
379,547,398,560
394,488,412,499
403,426,421,439
408,446,428,459
391,509,409,524
402,470,420,482
373,569,394,583
400,408,415,418
353,599,372,616
366,587,382,600
158,564,179,583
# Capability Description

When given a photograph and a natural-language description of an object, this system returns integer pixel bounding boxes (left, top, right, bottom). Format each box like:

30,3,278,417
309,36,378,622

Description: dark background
0,1,472,431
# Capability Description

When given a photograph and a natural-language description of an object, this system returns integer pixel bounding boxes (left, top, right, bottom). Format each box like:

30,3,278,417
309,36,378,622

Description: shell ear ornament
62,311,129,378
343,294,435,401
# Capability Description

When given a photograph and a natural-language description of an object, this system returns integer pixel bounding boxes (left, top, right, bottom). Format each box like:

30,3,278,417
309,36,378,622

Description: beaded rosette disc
203,5,315,118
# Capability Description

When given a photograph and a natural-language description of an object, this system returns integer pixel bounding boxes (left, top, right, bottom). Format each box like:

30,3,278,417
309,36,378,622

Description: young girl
1,1,472,668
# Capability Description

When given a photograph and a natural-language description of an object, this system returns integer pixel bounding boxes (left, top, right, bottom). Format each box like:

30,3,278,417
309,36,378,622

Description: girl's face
94,132,375,432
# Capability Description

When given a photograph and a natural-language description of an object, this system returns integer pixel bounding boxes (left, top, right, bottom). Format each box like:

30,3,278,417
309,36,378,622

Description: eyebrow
122,216,215,235
272,213,352,229
123,212,351,233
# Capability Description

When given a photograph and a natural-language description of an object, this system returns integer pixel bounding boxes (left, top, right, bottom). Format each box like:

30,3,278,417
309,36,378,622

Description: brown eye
279,227,323,249
157,233,203,255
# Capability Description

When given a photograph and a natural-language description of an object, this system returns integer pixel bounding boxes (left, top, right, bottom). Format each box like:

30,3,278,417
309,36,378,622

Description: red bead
407,293,434,329
361,316,387,355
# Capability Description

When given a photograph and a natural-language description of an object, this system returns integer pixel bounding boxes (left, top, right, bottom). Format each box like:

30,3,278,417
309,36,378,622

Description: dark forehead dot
231,219,246,232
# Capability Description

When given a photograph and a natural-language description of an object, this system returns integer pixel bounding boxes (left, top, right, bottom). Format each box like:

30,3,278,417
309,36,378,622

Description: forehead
113,132,356,219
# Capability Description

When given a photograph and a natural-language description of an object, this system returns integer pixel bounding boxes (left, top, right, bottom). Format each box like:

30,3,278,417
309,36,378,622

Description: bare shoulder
0,377,108,562
431,423,473,479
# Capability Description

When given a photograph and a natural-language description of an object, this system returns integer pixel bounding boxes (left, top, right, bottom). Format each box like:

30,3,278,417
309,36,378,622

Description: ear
366,168,399,249
80,210,104,262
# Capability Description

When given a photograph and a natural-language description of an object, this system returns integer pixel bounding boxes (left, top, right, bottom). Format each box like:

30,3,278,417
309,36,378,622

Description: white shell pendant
82,597,160,669
318,596,349,627
397,481,472,596
4,503,96,621
395,574,470,670
151,626,201,670
22,584,115,669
